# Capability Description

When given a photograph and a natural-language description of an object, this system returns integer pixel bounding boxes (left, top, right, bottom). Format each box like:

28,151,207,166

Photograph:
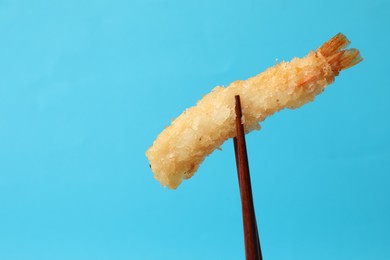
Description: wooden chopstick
234,95,263,260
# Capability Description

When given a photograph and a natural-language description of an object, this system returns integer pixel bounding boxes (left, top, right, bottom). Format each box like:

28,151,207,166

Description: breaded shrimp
146,33,362,189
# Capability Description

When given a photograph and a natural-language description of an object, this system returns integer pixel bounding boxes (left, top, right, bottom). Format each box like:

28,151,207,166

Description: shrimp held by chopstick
146,33,362,189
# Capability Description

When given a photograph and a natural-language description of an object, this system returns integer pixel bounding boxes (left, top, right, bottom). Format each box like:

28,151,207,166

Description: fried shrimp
146,33,362,189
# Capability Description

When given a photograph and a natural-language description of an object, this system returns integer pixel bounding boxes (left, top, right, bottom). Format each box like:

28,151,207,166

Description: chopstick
233,95,263,260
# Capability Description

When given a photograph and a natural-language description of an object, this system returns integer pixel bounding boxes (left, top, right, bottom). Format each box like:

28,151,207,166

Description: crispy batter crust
146,33,362,189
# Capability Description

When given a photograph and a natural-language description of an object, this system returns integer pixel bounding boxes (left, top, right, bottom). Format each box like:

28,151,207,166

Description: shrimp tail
317,33,363,73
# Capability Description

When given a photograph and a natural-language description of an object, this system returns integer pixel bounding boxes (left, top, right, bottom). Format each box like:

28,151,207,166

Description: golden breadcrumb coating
146,33,362,189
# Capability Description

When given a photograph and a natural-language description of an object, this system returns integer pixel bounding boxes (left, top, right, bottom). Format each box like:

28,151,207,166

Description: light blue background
0,0,389,259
